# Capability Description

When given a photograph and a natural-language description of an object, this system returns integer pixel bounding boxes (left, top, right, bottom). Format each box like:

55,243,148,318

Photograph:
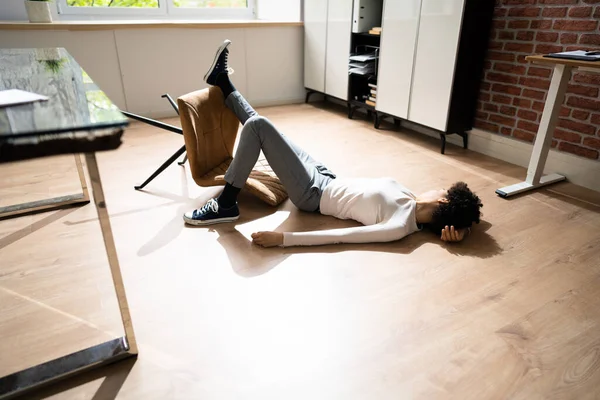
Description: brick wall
474,0,600,160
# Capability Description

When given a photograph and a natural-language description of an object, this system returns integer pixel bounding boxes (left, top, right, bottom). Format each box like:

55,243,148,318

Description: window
56,0,255,19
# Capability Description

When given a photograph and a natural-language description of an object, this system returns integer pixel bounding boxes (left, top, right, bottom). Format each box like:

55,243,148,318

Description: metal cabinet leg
440,133,447,154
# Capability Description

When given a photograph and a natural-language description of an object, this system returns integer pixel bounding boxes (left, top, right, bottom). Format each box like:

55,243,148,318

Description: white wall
0,26,305,117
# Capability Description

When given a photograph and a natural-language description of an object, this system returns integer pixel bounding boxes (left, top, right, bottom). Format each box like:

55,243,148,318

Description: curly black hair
428,182,483,234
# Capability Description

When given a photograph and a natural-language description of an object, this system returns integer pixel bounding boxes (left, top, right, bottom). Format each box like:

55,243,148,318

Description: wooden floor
1,102,600,399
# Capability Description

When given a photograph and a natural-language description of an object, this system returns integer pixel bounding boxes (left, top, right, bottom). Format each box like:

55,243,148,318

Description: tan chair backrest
177,87,239,185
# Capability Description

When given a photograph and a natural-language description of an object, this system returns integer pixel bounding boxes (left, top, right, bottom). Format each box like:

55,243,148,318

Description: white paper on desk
549,50,600,60
0,89,49,107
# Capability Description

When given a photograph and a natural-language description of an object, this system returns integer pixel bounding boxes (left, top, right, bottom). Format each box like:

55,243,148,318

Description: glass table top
0,48,128,139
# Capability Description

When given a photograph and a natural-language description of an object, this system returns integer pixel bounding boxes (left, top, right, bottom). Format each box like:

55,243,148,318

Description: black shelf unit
347,32,380,125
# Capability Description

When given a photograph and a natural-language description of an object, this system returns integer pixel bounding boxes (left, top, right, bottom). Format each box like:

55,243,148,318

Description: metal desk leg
0,153,137,399
0,154,90,219
496,64,571,198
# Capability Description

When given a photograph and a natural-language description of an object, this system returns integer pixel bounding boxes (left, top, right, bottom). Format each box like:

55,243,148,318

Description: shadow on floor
26,357,136,400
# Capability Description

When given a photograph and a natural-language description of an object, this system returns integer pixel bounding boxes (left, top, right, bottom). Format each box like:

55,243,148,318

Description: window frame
56,0,256,20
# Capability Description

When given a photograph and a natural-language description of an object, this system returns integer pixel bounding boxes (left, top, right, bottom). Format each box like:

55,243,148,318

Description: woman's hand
251,231,284,248
441,226,466,243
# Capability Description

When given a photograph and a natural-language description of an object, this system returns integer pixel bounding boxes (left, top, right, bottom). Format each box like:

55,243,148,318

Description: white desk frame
496,56,600,197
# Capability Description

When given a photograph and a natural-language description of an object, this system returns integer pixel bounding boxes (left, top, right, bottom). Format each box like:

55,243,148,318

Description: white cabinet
375,0,422,120
304,0,328,93
304,0,353,101
408,0,466,131
325,0,353,100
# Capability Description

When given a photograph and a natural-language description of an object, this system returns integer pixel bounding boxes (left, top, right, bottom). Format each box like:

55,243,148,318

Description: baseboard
467,128,600,192
127,96,306,120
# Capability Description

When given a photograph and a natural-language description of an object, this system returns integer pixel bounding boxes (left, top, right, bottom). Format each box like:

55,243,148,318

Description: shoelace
195,198,219,217
221,52,235,75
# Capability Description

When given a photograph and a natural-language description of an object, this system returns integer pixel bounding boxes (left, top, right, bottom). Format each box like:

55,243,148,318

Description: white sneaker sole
183,214,239,226
204,39,232,83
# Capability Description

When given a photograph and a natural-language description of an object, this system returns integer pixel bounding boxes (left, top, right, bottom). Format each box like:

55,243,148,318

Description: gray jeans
224,91,336,212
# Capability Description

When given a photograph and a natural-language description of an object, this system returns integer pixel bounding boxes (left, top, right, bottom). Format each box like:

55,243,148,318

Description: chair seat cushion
200,157,288,207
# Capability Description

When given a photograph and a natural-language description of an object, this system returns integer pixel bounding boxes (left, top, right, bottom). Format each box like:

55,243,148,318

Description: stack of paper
369,27,382,35
366,83,377,107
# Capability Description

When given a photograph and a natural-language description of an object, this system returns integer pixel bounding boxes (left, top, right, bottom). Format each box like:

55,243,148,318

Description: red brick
528,66,552,78
505,42,535,53
584,0,600,3
552,139,558,148
494,63,526,75
553,20,599,31
568,6,593,17
518,109,539,121
554,128,582,143
572,110,590,121
508,7,541,17
523,89,546,100
542,7,568,17
488,72,520,84
516,54,529,64
474,120,500,133
518,120,540,132
493,94,513,105
494,20,508,29
513,98,532,108
535,32,559,43
484,103,499,112
558,118,597,135
477,102,483,111
583,137,600,149
516,31,535,41
591,113,600,125
580,34,600,46
520,77,551,90
513,130,536,142
538,0,576,3
560,33,578,44
500,127,512,136
490,113,517,126
568,84,599,98
484,61,492,70
533,101,545,112
594,6,600,18
530,20,553,29
500,105,517,116
489,41,504,50
535,44,564,54
492,84,523,96
499,31,515,40
481,82,492,91
494,7,508,17
558,142,599,159
480,92,491,102
476,111,489,120
503,0,535,4
567,96,600,112
508,20,530,29
488,51,515,62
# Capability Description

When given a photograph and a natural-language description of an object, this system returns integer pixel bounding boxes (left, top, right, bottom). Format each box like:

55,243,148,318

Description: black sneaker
204,39,234,85
183,198,239,226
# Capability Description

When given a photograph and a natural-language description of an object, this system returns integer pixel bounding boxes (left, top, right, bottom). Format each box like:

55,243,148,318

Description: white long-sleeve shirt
283,177,420,247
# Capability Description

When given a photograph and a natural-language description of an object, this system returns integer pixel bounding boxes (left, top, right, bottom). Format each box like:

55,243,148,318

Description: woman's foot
183,198,239,226
204,39,234,85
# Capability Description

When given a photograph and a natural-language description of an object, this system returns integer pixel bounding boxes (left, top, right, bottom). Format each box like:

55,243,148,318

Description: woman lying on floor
184,40,483,248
